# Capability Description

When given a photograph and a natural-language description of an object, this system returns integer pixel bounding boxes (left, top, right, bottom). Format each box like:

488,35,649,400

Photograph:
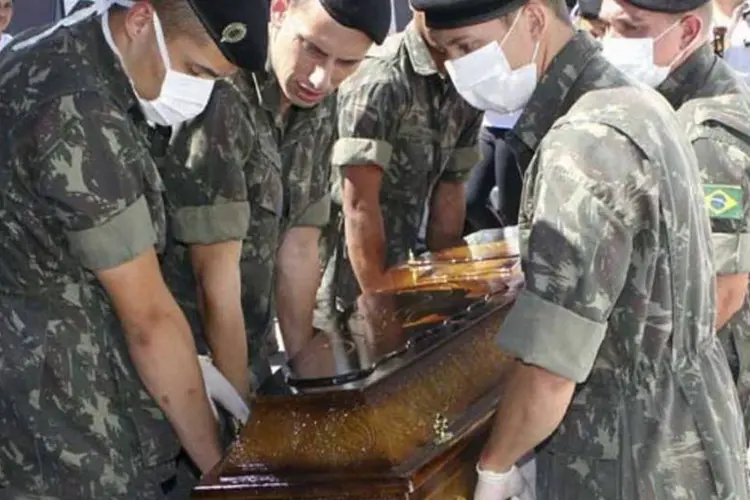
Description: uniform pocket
538,403,621,500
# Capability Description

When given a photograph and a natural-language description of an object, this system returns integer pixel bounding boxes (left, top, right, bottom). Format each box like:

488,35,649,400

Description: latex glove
198,356,251,424
474,464,527,500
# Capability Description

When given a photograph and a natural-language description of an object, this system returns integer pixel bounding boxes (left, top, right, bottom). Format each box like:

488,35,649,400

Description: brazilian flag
704,185,744,220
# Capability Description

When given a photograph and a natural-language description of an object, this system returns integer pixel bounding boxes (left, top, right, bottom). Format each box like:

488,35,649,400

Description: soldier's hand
198,356,251,424
473,464,529,500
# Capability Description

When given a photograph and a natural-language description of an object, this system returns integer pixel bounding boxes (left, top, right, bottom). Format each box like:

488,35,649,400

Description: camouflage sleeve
441,110,482,183
162,81,252,245
330,67,404,170
497,123,639,383
34,92,156,271
294,131,334,228
691,132,750,275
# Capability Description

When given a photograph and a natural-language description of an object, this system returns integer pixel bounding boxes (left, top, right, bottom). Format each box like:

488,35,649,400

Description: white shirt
0,33,13,52
482,110,522,130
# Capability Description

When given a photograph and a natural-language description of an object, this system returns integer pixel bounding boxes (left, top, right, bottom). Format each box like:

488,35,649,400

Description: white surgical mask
102,8,215,126
601,21,683,88
445,9,539,114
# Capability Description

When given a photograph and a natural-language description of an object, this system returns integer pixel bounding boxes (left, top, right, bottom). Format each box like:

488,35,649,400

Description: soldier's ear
270,0,290,26
123,1,156,40
678,14,702,51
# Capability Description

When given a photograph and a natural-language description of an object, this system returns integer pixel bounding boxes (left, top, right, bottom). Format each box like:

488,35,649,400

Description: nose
308,63,333,92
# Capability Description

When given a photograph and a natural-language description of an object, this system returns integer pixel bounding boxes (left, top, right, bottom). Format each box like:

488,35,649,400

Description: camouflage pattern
158,75,253,359
0,15,180,499
162,67,335,386
244,68,336,382
317,24,481,316
663,44,750,445
496,35,748,497
497,32,630,225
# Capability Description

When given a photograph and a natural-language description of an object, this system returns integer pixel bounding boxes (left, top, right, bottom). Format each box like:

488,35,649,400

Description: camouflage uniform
163,68,336,387
247,69,336,381
158,75,253,367
496,34,748,498
317,24,481,316
662,44,750,444
0,16,181,499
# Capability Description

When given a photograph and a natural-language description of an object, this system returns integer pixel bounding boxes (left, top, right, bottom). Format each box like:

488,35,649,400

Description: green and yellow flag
703,185,744,220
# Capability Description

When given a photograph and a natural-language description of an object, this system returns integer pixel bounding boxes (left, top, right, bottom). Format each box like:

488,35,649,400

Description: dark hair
502,0,572,25
151,0,208,42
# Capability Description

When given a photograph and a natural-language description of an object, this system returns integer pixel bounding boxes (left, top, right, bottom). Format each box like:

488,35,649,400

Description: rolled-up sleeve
441,111,482,182
163,79,253,245
497,124,636,383
332,66,404,170
35,92,156,271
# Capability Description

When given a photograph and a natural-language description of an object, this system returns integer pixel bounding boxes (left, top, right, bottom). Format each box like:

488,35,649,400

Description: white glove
473,464,527,500
198,356,251,424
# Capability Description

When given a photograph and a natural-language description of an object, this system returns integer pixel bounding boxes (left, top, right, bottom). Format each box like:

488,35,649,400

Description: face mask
445,9,539,114
102,8,215,126
601,21,683,88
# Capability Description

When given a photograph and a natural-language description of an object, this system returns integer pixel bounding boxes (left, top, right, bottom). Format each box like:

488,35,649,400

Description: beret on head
409,0,528,29
319,0,392,44
185,0,270,71
622,0,710,13
578,0,603,19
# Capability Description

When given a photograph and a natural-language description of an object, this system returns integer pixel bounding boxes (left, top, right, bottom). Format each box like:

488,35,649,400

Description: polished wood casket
194,229,523,499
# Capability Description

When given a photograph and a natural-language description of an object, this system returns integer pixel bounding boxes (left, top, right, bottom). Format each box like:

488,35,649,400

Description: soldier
602,0,750,458
573,0,611,36
315,6,482,325
0,0,267,498
159,0,391,392
712,0,750,77
412,0,748,498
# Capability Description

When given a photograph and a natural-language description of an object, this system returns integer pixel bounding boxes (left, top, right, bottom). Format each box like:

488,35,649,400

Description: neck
107,8,128,55
715,0,744,17
415,23,446,73
279,94,292,116
538,25,575,77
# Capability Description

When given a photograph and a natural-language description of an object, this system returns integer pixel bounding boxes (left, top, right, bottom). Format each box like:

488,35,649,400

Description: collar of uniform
511,31,599,153
85,14,138,114
404,23,439,76
658,44,716,109
252,63,284,118
251,64,333,131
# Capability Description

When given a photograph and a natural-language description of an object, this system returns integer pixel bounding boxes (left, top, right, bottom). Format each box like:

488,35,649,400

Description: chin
290,94,323,108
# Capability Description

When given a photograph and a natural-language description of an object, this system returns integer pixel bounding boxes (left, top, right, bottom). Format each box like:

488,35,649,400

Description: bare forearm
345,208,388,291
427,183,466,251
124,310,221,473
276,230,322,357
716,274,748,330
203,302,250,401
479,363,575,472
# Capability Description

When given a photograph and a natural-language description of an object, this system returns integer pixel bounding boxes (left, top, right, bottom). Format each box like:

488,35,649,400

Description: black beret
621,0,710,13
410,0,528,29
185,0,270,72
319,0,392,45
578,0,603,19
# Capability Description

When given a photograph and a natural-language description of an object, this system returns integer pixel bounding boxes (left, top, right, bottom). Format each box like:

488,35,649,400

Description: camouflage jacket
665,44,750,443
158,75,253,355
318,24,481,311
242,68,336,357
0,15,179,499
496,35,748,498
500,32,630,224
161,67,336,372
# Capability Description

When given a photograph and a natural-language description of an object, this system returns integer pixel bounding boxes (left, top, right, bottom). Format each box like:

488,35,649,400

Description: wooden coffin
194,229,522,499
